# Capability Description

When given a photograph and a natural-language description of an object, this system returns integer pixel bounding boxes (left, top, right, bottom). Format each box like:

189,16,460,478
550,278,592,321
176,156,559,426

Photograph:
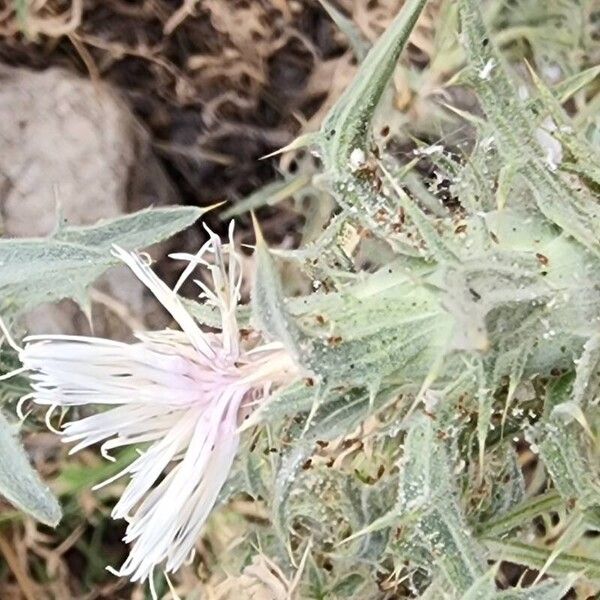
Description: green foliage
239,0,600,596
0,412,61,526
0,206,210,317
2,0,600,597
321,0,428,171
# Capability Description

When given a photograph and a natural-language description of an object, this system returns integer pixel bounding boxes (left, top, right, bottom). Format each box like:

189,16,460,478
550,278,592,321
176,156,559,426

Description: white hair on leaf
18,224,298,589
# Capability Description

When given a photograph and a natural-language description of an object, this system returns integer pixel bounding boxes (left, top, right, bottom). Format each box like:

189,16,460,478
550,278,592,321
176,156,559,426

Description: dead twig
0,531,39,600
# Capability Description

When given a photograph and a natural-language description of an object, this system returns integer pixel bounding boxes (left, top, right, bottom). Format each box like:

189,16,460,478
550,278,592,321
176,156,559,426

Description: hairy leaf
0,412,61,526
0,206,208,317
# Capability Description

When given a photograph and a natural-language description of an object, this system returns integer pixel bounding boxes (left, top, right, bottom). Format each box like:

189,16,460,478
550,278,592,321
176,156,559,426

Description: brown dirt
0,1,351,234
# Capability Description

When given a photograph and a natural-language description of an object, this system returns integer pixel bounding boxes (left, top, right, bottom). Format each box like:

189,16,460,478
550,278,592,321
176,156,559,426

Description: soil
0,0,353,241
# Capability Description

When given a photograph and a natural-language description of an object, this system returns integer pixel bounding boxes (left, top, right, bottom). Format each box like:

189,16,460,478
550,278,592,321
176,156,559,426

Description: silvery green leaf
570,334,600,407
393,416,487,593
525,65,600,119
483,537,600,581
537,420,600,507
476,491,564,538
251,219,307,362
272,440,313,539
0,206,208,317
460,567,497,600
321,0,427,169
318,0,370,62
351,475,398,562
535,376,600,507
295,265,454,388
526,65,600,187
398,415,450,508
52,206,207,250
317,0,432,246
221,175,311,219
0,239,105,316
459,0,600,255
269,387,396,543
420,499,487,593
0,412,61,526
496,575,578,600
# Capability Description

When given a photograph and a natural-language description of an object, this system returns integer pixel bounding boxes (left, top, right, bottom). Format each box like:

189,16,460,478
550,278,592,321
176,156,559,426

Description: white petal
170,237,213,293
115,388,244,582
22,339,220,407
112,245,216,361
111,407,201,518
166,415,238,571
62,403,178,453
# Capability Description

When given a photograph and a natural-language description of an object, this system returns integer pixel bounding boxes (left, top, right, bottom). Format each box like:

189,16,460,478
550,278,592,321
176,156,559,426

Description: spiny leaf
321,0,428,169
251,217,309,366
221,175,311,219
0,412,61,526
476,490,563,538
483,537,600,581
395,416,487,592
295,265,454,388
0,206,208,317
526,64,600,115
570,334,600,407
459,0,600,255
318,0,370,62
525,63,600,186
535,377,600,507
272,440,314,539
316,0,431,248
52,206,209,250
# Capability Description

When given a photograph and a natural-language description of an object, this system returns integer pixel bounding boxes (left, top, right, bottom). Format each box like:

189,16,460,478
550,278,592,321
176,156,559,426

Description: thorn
259,133,319,160
251,211,266,248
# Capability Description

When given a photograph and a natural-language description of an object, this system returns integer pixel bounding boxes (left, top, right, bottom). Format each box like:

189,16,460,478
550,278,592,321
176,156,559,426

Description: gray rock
0,66,176,336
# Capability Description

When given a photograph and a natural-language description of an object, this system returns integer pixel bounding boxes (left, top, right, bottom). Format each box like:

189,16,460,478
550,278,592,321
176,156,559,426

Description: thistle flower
15,224,298,586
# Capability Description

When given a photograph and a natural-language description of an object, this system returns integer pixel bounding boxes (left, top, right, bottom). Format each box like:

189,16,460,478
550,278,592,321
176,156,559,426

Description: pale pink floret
19,224,297,585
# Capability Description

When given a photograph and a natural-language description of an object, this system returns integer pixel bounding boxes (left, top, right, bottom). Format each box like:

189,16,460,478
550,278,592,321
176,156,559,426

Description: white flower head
17,223,297,586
